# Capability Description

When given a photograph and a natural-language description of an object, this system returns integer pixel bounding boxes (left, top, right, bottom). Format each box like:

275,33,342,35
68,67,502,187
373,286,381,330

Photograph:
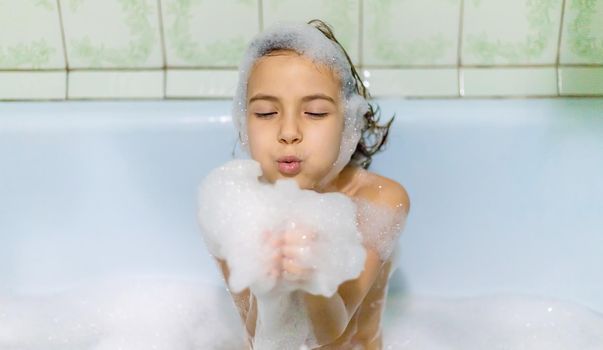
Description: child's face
246,49,344,190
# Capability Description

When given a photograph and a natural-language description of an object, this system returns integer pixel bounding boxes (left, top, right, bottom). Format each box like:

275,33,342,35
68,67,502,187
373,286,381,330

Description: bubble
354,195,408,263
382,294,603,350
0,277,246,350
197,158,368,297
2,279,602,349
196,158,412,348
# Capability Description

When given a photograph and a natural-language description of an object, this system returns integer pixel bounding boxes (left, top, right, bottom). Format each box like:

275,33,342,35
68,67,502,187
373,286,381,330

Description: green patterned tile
68,70,163,98
462,67,558,96
0,71,66,99
0,0,65,69
559,66,603,95
462,0,564,65
61,0,163,68
161,0,259,67
559,0,603,64
263,0,360,64
365,68,458,96
364,0,461,66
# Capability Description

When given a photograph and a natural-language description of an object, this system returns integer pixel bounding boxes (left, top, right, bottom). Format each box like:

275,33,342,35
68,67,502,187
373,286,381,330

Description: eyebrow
248,93,336,105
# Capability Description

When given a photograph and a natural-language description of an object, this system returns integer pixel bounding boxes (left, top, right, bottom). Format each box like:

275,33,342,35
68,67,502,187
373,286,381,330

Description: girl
213,19,410,349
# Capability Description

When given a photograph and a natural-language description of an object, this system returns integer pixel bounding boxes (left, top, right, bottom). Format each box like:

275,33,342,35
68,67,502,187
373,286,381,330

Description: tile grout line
555,0,567,96
55,0,69,99
2,63,602,73
258,0,264,32
2,93,602,102
358,0,364,69
156,0,168,99
457,0,465,97
2,63,603,72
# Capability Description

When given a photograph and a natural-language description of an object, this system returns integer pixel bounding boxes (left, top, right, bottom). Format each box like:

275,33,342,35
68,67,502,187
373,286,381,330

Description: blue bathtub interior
0,98,602,347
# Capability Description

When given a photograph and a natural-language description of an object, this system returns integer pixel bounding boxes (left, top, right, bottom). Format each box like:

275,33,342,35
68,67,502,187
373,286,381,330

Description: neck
315,164,360,195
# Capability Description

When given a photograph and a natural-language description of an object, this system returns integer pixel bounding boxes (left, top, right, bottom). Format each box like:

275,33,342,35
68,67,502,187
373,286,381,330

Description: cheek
247,122,270,156
306,120,343,154
247,122,257,143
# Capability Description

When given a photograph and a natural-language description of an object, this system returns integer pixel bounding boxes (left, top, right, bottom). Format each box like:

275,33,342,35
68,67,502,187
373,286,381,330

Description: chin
294,179,311,190
276,173,310,189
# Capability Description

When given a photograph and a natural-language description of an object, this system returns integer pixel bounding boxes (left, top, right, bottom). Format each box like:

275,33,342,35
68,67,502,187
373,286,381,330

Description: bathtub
1,98,602,349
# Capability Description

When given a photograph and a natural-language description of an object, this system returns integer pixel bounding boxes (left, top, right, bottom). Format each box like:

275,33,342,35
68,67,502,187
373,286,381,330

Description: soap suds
2,280,602,350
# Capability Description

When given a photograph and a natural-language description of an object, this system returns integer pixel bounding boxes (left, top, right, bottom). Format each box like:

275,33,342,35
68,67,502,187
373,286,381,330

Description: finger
266,251,281,278
269,267,280,279
262,229,285,246
282,270,299,282
283,230,317,245
282,258,314,277
282,245,310,260
263,231,282,248
264,249,279,266
282,268,312,282
271,250,280,263
272,235,283,248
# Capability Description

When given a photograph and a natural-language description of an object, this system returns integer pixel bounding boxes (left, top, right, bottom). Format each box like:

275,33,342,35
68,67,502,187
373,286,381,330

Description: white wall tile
68,70,163,99
364,68,458,97
462,67,558,96
0,71,66,100
559,67,603,95
166,69,238,97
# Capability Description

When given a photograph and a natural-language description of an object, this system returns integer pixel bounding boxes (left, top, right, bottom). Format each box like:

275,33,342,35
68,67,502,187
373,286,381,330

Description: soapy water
0,277,245,350
1,277,603,350
383,294,603,350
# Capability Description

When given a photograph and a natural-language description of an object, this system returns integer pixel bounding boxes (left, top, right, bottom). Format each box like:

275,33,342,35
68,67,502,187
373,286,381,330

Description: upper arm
337,178,410,321
336,245,382,318
215,257,230,281
214,257,256,336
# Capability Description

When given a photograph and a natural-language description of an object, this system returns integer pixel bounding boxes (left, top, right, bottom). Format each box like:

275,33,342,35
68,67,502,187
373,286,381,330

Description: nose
278,113,302,145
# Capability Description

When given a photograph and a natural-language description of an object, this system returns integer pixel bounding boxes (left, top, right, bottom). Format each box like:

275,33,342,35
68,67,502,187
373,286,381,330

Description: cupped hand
262,221,318,283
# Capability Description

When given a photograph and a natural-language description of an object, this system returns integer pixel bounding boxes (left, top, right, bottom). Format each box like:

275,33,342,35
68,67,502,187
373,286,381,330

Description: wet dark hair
308,19,395,170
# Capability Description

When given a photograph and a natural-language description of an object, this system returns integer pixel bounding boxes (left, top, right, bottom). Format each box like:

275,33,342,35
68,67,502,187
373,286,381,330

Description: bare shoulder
349,168,410,265
353,168,411,216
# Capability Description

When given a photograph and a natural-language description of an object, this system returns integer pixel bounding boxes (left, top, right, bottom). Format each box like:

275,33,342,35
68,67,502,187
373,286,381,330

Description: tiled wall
0,0,602,101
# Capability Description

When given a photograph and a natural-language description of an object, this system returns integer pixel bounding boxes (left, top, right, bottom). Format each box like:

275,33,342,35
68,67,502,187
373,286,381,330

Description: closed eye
306,112,328,118
255,112,277,118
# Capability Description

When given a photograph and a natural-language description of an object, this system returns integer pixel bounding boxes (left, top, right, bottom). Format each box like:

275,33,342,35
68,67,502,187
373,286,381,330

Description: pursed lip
277,155,302,163
276,155,302,175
